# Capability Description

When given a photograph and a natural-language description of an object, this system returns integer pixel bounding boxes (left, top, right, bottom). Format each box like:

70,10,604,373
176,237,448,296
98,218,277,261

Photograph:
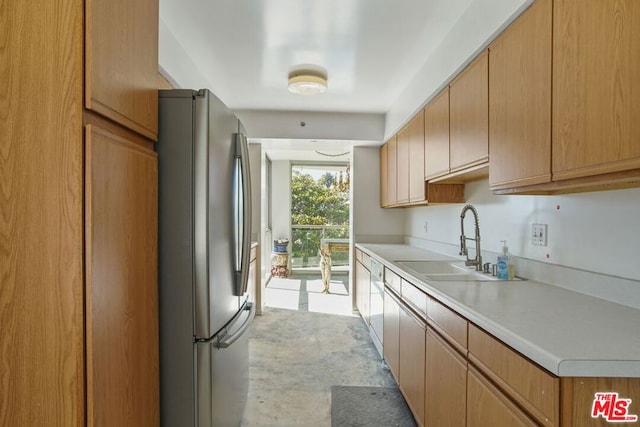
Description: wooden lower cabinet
85,125,159,426
561,377,640,427
355,260,371,324
383,289,401,380
467,366,538,427
399,305,426,425
425,327,467,427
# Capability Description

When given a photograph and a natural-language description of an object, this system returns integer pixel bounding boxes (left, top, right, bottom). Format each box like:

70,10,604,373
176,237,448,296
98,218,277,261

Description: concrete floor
241,272,396,426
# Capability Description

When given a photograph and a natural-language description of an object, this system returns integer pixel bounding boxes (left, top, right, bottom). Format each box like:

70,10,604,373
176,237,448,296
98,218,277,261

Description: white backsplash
404,179,640,309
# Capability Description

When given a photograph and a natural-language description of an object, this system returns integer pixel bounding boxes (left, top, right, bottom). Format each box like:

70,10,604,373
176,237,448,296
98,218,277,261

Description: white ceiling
159,0,532,161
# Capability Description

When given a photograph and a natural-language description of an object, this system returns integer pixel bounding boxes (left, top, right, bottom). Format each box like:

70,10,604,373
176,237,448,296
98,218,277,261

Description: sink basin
422,272,501,282
395,260,520,282
396,260,468,275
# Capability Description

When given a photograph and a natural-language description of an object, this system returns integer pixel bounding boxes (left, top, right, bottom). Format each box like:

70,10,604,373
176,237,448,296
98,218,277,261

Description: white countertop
357,243,640,378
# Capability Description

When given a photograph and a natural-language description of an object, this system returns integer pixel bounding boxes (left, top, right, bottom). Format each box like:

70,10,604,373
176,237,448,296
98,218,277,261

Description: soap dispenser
496,240,513,280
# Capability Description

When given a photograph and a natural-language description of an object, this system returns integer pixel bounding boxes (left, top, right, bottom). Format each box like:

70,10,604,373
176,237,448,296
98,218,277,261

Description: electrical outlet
531,223,547,246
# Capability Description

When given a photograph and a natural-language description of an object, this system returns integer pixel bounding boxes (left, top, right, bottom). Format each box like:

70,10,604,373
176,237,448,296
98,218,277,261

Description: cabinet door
85,125,159,426
399,306,425,425
424,88,450,180
467,367,537,427
553,0,640,180
408,110,426,203
396,128,410,204
387,136,398,205
355,261,370,324
450,50,489,172
425,328,467,427
1,1,84,424
86,0,159,140
380,144,389,207
383,290,401,381
488,0,552,190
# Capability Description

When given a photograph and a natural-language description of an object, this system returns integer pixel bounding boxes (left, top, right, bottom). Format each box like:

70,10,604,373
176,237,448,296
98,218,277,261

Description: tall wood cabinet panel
387,136,398,206
396,128,410,204
1,0,159,423
408,110,426,203
85,125,159,426
399,305,426,425
449,50,489,172
0,1,85,425
380,144,389,206
552,0,640,181
488,0,552,190
86,0,159,140
424,88,450,180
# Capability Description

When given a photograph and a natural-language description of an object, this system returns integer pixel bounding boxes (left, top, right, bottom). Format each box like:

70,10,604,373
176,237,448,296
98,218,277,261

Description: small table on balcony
320,238,350,260
319,238,349,292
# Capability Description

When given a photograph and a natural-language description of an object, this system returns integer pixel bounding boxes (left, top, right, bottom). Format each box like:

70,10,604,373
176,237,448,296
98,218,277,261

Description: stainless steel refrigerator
157,89,254,427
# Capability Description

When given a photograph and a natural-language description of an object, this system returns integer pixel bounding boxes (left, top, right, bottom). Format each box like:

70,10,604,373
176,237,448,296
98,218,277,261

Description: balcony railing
291,224,349,269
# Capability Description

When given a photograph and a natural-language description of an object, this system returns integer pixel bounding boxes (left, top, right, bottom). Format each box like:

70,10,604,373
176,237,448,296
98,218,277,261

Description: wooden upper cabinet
380,144,389,207
387,136,398,206
424,88,450,180
408,110,426,203
450,50,489,172
86,0,159,140
396,127,410,204
488,0,552,190
85,125,159,427
552,0,640,181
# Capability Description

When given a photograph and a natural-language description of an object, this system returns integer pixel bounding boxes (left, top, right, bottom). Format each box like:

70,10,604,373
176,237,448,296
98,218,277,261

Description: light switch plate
531,223,547,246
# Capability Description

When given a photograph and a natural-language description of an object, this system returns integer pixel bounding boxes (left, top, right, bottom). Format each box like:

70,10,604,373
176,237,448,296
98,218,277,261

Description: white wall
404,180,640,282
384,0,534,138
270,160,292,245
248,143,262,243
352,146,404,243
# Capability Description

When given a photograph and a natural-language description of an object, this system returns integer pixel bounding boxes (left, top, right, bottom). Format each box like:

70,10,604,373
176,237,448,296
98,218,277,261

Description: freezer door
194,90,246,339
196,302,255,427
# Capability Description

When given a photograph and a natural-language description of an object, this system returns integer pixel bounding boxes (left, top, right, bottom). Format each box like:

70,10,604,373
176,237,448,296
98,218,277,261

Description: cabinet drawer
385,268,401,294
468,324,559,427
467,366,538,427
401,279,427,316
355,248,362,263
427,296,468,353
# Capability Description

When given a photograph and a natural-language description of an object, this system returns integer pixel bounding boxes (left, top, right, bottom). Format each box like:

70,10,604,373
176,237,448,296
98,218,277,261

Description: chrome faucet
460,204,482,271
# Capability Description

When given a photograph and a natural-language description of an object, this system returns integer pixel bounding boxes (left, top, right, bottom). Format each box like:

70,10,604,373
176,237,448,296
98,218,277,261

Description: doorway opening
289,163,350,272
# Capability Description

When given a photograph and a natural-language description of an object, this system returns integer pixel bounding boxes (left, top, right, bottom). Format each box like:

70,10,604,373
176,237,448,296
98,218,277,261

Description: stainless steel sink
395,260,520,282
396,260,468,275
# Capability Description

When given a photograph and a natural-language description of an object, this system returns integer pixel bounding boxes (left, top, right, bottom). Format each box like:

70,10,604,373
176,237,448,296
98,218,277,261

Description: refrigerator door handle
216,302,255,349
233,132,252,296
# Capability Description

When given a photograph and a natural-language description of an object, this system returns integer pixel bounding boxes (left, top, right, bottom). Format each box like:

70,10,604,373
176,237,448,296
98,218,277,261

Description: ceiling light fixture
288,67,328,96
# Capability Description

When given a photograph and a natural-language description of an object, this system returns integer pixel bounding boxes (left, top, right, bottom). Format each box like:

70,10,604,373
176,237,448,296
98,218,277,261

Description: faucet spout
460,204,482,271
